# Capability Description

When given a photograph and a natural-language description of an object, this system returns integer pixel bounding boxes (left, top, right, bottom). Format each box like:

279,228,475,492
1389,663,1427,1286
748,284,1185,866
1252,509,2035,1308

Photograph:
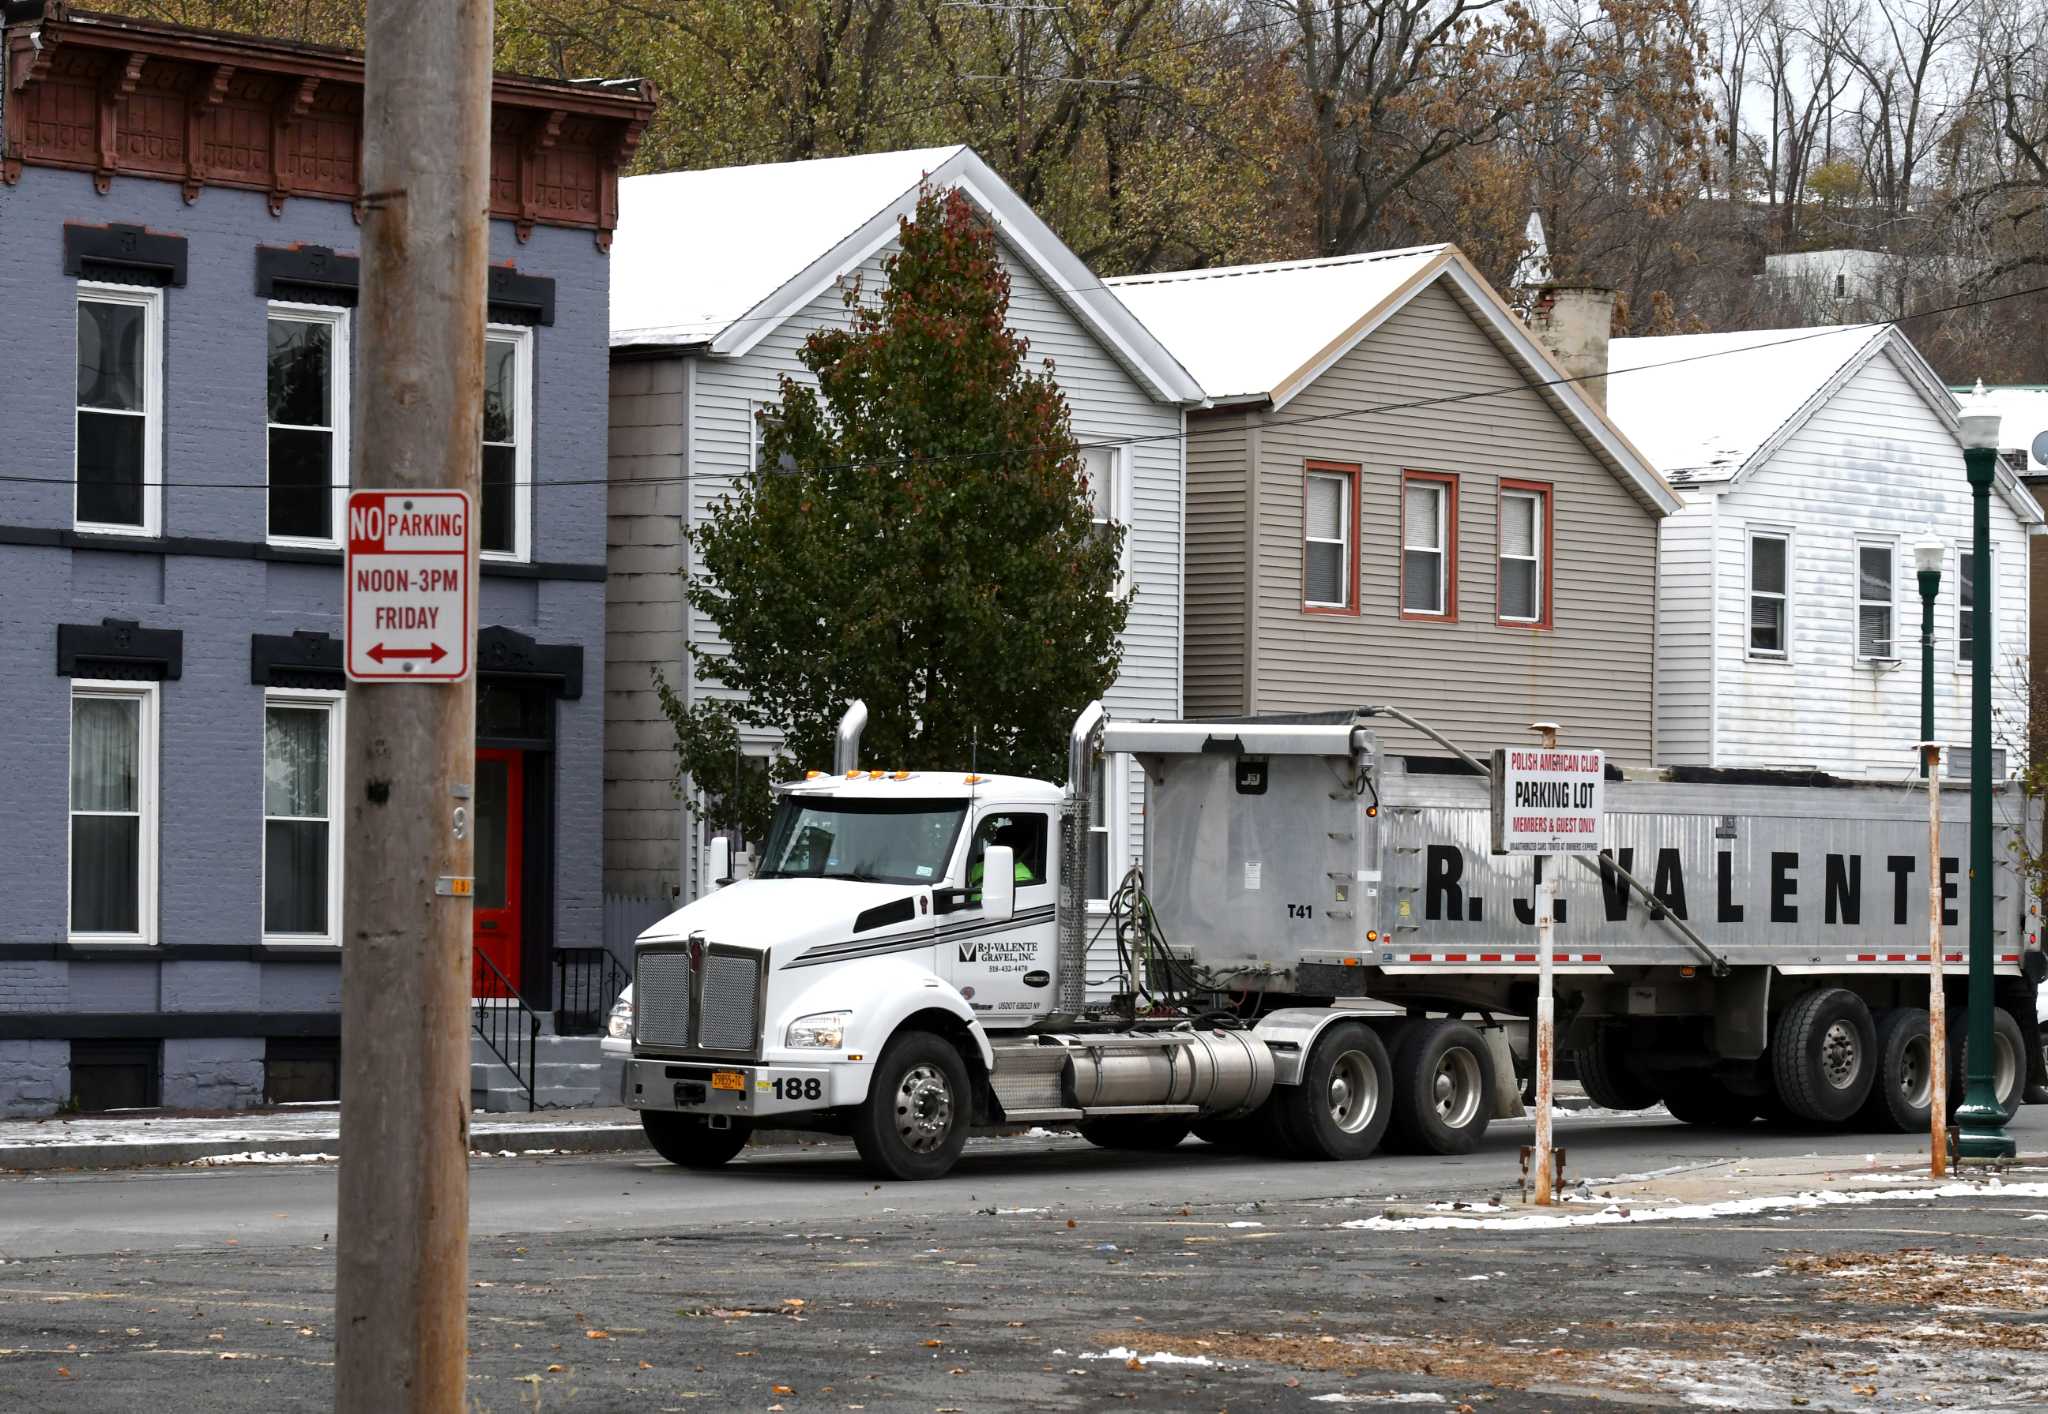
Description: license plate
711,1070,746,1092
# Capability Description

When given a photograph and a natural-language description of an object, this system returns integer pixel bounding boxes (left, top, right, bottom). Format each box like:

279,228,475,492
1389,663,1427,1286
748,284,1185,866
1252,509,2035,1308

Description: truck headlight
784,1010,852,1049
606,993,634,1040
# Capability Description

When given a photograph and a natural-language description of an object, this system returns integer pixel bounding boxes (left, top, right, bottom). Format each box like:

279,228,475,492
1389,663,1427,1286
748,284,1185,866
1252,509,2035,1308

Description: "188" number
771,1076,823,1102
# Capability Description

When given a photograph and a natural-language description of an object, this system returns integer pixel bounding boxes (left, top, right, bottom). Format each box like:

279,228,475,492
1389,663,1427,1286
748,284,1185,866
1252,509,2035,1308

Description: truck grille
635,949,694,1050
632,942,762,1054
697,948,763,1051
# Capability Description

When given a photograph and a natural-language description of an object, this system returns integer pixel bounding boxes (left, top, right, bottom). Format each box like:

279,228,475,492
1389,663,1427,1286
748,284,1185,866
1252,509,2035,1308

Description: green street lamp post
1917,538,1941,778
1956,397,2015,1160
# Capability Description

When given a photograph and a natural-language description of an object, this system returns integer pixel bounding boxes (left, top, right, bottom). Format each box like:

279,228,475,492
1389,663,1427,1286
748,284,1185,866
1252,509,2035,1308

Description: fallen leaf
586,1330,610,1340
736,1350,757,1357
638,1361,653,1370
948,1367,966,1375
546,1364,565,1373
1283,1377,1301,1389
773,1386,794,1395
56,1368,71,1378
1125,1357,1145,1371
923,1339,943,1348
783,1298,807,1308
1066,1219,1077,1229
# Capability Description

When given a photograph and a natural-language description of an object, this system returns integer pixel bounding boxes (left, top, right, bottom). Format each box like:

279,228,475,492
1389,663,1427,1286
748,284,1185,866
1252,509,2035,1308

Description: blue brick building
0,4,653,1114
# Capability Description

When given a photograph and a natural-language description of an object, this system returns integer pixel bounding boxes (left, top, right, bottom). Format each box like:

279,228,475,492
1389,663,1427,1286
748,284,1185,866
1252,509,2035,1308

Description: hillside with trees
111,0,2048,380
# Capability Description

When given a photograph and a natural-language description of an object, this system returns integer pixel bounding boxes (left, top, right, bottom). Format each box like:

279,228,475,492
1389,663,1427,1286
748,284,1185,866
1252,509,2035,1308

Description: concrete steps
469,1014,610,1112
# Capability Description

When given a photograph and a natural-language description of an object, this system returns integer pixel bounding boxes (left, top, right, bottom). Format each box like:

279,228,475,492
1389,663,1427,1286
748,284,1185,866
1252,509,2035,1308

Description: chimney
1529,283,1617,410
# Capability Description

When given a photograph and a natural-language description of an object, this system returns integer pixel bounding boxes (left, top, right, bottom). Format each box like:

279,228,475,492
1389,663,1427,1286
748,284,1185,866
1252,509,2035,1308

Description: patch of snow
1461,1275,1490,1282
1080,1347,1216,1367
1310,1395,1446,1406
1226,1221,1263,1229
1338,1181,2048,1232
188,1151,338,1166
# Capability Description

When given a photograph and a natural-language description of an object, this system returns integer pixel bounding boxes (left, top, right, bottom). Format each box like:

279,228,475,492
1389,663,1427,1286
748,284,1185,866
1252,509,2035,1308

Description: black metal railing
472,949,539,1112
554,946,632,1037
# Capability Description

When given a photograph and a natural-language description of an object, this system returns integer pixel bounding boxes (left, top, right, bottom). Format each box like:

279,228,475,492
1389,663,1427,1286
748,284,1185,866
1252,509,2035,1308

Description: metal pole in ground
335,1,492,1408
1927,740,1948,1178
1531,721,1560,1207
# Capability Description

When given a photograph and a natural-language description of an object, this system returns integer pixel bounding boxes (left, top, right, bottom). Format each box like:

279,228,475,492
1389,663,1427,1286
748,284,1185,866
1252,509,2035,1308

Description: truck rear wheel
1079,1117,1195,1151
1771,987,1877,1124
641,1111,752,1169
1387,1019,1493,1155
1574,1027,1660,1111
1273,1021,1392,1161
1944,1006,2027,1124
852,1030,971,1181
1855,1008,1932,1133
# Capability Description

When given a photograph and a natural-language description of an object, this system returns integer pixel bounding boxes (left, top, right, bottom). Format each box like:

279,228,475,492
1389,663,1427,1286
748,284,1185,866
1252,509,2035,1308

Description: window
1748,531,1789,657
69,682,157,942
481,326,532,560
1083,445,1124,565
1959,547,1991,666
1401,472,1456,617
263,691,342,942
75,284,162,534
1857,541,1896,660
1497,482,1549,625
967,812,1052,888
1303,464,1355,611
266,305,349,545
750,402,797,478
1084,755,1122,903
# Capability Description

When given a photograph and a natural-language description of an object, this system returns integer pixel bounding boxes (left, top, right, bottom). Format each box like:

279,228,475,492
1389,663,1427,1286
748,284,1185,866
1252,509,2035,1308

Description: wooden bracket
93,51,148,194
182,62,234,203
269,75,322,215
515,107,565,244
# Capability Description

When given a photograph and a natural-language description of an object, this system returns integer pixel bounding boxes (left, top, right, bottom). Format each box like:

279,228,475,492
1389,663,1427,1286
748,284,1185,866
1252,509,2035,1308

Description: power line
8,276,2044,497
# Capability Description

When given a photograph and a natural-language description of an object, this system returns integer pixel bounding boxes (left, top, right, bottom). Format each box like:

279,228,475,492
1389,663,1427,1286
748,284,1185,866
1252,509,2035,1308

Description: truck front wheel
641,1111,752,1169
852,1030,972,1181
1274,1020,1393,1160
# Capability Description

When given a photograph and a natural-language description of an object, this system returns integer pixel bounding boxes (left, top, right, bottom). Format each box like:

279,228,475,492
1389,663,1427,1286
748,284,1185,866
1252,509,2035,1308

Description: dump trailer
622,703,2048,1180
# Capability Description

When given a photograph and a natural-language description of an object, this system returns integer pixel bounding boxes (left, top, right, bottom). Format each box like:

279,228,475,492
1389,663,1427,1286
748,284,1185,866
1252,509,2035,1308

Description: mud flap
1711,966,1771,1061
1483,1026,1523,1119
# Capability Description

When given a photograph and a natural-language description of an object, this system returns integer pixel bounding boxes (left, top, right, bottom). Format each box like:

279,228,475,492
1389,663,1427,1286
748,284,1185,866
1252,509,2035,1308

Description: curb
1,1121,653,1174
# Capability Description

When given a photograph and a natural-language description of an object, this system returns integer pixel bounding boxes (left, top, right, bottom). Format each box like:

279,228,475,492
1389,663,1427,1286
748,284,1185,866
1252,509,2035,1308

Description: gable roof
1607,324,2045,526
1106,248,1680,517
609,145,1203,405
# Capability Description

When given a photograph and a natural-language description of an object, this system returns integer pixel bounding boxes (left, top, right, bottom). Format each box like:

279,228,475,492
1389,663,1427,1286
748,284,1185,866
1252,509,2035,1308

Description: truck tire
1574,1028,1661,1111
1944,1006,2027,1124
1273,1021,1393,1161
1079,1117,1195,1151
1854,1008,1932,1134
1387,1019,1494,1156
1771,987,1877,1124
851,1030,972,1181
1658,1072,1758,1128
641,1112,752,1169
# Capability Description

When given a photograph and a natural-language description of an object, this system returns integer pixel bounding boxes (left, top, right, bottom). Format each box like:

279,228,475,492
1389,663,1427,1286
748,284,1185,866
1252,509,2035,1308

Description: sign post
1491,727,1605,1206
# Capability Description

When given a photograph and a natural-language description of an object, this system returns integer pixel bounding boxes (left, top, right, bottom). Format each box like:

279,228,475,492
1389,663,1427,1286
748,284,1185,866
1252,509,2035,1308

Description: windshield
755,798,968,885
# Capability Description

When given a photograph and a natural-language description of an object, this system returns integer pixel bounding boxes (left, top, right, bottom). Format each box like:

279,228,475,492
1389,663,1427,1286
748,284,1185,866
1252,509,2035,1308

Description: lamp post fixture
1956,395,2015,1160
1912,536,1947,1175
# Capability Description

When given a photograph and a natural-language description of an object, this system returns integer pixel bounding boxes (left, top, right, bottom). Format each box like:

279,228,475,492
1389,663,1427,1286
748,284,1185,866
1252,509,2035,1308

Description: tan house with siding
1108,249,1680,763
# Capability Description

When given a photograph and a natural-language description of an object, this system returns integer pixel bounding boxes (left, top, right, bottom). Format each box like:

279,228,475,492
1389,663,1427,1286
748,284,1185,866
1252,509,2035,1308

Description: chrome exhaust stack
1056,701,1107,1020
833,700,868,775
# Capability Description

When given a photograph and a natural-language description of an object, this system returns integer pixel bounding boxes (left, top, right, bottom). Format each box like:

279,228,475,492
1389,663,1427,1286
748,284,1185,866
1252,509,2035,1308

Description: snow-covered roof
609,145,1203,405
1107,248,1680,516
1605,325,1888,487
1105,247,1446,405
1608,326,2045,527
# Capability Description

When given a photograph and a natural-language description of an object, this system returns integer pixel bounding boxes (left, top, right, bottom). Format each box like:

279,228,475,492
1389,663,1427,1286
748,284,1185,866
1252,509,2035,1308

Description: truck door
946,807,1058,1025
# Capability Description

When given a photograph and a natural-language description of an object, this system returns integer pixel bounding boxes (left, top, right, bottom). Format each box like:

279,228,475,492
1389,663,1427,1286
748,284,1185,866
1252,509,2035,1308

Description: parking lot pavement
0,1108,2043,1410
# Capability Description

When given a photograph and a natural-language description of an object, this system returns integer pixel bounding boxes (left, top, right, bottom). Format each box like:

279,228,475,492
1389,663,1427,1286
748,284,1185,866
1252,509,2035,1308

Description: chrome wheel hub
1327,1049,1380,1135
1432,1046,1482,1129
894,1063,954,1154
1897,1034,1931,1109
1821,1021,1862,1089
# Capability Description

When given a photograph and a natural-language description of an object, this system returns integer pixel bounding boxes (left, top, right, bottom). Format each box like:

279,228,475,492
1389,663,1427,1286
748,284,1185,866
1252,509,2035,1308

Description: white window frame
261,688,345,946
1956,543,1992,672
481,323,534,563
1855,537,1898,663
67,679,160,945
264,301,351,550
1745,527,1792,661
1084,752,1129,911
1082,444,1130,585
1304,467,1352,610
75,282,164,538
1497,487,1545,625
1401,475,1451,617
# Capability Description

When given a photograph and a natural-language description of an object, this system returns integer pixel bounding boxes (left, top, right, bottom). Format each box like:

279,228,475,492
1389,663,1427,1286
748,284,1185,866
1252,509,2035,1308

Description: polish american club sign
1490,747,1606,854
344,490,473,683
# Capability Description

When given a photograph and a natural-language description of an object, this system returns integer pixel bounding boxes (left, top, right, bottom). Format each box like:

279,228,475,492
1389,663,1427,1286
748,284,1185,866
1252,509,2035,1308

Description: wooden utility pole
335,2,492,1409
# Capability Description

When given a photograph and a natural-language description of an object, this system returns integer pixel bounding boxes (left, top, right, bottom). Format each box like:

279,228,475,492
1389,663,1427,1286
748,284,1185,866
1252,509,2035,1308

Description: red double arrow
368,642,449,664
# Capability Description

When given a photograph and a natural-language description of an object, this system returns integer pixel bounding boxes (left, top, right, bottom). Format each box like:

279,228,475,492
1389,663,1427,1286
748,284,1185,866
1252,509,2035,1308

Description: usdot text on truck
617,702,2048,1180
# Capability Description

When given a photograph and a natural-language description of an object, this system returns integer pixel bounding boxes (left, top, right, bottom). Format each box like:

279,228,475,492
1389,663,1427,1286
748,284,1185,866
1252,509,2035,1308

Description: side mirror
982,845,1016,924
708,836,733,890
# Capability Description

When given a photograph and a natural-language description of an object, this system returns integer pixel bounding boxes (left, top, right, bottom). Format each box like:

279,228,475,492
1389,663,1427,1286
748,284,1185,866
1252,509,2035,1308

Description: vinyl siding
1706,350,2030,776
1185,408,1250,715
1222,281,1661,762
1654,496,1716,764
651,234,1184,901
603,355,690,899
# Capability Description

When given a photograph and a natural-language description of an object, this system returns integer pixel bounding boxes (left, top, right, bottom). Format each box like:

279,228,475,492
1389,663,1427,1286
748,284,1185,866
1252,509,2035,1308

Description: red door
474,748,525,993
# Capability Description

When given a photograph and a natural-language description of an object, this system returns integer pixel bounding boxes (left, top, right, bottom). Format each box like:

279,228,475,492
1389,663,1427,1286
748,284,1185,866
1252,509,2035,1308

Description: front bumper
624,1056,866,1117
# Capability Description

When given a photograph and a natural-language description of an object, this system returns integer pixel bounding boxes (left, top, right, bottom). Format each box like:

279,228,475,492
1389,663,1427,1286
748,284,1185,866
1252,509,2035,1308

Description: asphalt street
1,1107,2044,1412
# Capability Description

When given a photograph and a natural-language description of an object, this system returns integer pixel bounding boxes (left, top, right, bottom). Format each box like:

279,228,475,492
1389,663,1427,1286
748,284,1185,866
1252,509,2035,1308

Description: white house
1605,324,2044,779
603,145,1204,933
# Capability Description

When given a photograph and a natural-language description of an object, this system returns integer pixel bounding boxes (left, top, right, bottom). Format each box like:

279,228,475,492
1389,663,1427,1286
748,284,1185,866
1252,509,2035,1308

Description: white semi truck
621,702,2048,1180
